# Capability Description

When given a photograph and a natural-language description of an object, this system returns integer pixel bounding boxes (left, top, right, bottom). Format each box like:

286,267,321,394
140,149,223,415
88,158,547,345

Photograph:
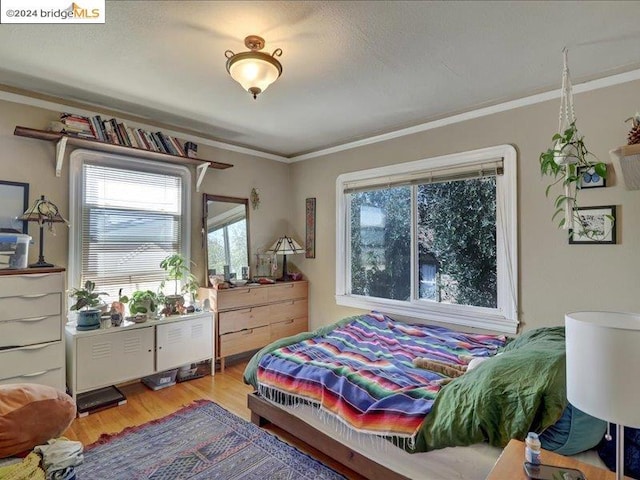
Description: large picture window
69,149,191,299
336,145,517,333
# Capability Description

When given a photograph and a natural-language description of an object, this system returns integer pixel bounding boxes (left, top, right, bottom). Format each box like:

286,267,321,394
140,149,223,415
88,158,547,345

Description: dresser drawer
0,341,64,382
269,299,308,323
219,304,271,334
219,325,270,357
0,368,65,391
0,314,61,348
270,317,308,342
0,293,61,322
268,282,308,302
217,287,269,310
0,273,63,298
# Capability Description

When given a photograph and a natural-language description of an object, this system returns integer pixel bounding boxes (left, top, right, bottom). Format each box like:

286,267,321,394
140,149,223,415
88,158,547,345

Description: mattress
265,398,606,480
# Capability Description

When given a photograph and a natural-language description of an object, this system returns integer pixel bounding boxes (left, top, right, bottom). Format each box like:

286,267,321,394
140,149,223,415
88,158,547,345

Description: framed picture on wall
0,180,29,234
305,197,316,259
569,205,616,244
578,165,606,189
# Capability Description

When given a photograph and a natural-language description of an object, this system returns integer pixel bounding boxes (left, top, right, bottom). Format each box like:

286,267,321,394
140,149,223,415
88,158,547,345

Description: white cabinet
156,314,212,371
65,311,214,399
74,327,155,393
0,268,66,391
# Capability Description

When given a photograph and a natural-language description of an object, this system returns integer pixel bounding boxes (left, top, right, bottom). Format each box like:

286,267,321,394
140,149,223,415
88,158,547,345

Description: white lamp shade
565,311,640,428
229,57,280,94
268,235,303,255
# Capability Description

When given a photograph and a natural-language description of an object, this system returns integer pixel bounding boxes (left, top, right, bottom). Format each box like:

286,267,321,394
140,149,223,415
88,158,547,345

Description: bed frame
248,392,410,480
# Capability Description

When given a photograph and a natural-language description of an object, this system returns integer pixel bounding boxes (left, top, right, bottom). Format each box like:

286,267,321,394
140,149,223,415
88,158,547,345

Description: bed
244,312,607,479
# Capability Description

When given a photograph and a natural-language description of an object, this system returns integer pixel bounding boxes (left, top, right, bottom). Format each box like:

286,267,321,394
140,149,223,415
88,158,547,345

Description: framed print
305,197,316,259
0,180,29,234
569,205,616,244
578,165,606,189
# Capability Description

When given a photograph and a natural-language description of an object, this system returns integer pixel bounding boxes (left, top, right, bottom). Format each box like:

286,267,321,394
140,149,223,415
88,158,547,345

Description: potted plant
539,122,607,237
128,290,159,317
160,253,199,315
69,280,108,331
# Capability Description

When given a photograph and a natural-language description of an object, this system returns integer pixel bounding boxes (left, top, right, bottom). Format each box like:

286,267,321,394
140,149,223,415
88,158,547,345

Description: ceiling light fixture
225,35,283,99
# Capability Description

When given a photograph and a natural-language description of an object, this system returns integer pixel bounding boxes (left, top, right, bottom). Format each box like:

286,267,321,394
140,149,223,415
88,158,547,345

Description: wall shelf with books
13,126,233,192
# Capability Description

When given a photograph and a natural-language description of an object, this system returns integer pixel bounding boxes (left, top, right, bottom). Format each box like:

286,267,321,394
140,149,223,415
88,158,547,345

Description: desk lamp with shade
268,235,304,281
565,311,640,480
18,195,69,268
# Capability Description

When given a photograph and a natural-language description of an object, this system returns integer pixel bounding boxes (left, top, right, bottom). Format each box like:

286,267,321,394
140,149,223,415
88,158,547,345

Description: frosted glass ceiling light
225,35,283,99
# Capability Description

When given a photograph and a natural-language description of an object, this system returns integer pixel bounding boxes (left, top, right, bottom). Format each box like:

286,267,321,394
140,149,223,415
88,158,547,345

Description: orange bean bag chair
0,384,76,458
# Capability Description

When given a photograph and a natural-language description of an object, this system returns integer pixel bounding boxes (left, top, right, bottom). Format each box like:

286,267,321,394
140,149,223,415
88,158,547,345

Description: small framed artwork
578,165,606,189
569,205,616,244
0,180,29,234
305,197,316,259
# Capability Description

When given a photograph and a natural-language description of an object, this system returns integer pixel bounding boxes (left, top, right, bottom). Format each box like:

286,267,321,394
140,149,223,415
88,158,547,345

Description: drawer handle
242,329,254,335
21,274,51,279
16,316,49,323
22,370,48,378
22,293,48,299
21,343,51,351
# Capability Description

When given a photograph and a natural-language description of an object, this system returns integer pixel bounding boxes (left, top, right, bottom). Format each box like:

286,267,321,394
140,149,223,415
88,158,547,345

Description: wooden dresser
0,267,66,391
199,281,308,371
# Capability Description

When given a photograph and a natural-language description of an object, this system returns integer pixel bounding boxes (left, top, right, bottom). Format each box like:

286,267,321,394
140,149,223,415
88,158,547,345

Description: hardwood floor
63,358,365,480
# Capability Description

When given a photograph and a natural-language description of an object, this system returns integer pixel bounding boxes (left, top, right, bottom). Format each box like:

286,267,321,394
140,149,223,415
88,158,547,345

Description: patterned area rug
75,400,345,480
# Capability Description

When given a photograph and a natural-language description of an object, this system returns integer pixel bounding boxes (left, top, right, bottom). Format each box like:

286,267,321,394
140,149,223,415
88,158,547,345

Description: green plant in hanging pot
540,124,608,236
69,280,108,331
539,48,609,240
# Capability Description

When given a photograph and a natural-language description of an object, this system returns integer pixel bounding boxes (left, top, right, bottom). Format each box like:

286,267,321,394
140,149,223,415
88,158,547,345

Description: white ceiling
1,1,639,159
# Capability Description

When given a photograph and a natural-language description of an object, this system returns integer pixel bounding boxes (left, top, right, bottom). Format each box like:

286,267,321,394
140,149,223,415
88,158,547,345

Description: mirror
203,194,250,286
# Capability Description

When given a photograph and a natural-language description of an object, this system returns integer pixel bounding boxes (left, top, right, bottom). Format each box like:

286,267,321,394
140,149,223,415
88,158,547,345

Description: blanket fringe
257,384,416,451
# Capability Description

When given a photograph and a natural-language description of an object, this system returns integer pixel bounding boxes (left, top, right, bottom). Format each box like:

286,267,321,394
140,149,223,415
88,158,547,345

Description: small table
486,439,624,480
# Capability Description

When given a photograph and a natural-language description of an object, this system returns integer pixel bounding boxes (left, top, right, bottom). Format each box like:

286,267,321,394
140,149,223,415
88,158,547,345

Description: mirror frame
202,194,250,287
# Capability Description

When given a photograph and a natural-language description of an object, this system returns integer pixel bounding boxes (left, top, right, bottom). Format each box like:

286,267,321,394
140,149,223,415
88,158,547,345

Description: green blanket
244,321,568,453
414,326,567,451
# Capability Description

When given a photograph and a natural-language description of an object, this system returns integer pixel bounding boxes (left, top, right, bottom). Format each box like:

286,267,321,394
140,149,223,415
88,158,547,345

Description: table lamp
268,235,304,281
18,195,69,268
565,311,640,480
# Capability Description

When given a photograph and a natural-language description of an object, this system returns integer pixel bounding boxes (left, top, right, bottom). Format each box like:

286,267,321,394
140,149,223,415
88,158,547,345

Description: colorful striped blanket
257,313,506,447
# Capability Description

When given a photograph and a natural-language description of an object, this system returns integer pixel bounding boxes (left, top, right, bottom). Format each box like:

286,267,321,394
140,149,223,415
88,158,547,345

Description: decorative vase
76,309,101,331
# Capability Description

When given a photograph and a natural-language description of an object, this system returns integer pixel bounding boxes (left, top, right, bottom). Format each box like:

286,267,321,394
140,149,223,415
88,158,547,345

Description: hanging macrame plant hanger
555,48,579,230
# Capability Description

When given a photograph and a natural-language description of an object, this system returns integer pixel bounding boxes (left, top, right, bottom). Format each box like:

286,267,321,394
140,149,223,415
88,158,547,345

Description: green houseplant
69,280,108,331
540,122,608,237
160,253,199,315
128,290,159,316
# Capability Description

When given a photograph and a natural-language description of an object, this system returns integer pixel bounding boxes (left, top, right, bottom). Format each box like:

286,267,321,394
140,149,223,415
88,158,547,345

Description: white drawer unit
65,311,214,399
0,268,66,391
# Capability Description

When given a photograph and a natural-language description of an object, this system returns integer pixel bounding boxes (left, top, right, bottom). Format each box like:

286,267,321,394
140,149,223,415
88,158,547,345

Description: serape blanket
257,312,506,448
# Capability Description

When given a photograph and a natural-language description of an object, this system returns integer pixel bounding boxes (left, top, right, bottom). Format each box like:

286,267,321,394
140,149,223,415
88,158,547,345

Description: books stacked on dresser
49,113,194,157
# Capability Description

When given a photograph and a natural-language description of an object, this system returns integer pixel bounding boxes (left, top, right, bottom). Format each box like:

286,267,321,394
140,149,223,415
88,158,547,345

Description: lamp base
29,260,54,268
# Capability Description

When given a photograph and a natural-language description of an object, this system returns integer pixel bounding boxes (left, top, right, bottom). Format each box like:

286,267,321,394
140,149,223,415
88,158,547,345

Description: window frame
68,149,192,298
335,144,518,334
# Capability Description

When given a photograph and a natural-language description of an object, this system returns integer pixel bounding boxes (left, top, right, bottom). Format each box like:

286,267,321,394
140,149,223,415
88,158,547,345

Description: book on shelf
185,141,198,158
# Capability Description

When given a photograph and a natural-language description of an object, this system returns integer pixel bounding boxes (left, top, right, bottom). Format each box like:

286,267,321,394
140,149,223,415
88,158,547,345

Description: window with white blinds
69,150,191,300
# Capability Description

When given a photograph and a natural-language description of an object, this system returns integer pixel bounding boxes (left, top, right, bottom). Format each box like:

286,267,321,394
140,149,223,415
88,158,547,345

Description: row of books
53,114,198,158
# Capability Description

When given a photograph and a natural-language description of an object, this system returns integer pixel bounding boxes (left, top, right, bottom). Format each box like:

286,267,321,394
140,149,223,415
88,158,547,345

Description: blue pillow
540,403,606,455
598,425,640,479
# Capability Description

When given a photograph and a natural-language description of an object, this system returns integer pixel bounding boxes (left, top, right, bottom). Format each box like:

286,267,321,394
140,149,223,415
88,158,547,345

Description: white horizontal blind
343,158,503,194
81,162,184,296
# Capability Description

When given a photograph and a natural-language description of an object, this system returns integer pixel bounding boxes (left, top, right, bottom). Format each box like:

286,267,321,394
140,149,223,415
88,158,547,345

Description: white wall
0,98,292,289
288,79,640,332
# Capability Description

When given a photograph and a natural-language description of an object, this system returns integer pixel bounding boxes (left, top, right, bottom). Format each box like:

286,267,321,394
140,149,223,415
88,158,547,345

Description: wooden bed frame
248,392,410,480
